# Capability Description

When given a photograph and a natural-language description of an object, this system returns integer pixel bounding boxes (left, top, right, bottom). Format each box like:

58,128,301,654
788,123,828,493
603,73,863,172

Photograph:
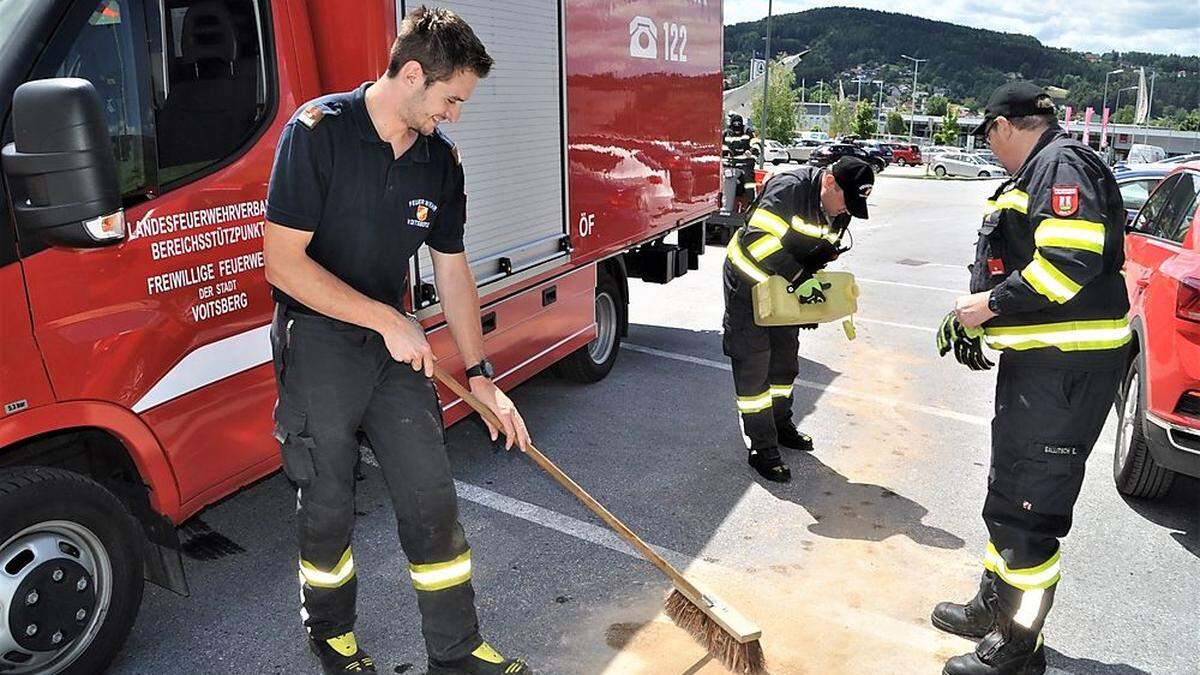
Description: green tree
926,95,950,117
886,110,907,135
1113,105,1135,124
807,86,833,104
750,60,799,143
827,97,854,137
933,105,962,145
1181,111,1200,132
851,100,878,137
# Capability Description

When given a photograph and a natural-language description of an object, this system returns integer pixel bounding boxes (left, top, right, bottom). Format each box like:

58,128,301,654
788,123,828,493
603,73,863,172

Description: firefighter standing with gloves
932,82,1131,675
263,7,532,675
723,158,875,482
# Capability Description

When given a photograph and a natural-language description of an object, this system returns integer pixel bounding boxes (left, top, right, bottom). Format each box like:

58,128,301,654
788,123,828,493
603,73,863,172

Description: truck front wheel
0,467,144,674
557,272,624,383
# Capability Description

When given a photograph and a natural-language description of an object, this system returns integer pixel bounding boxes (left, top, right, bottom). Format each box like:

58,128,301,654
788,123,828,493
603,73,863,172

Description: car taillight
1178,277,1200,323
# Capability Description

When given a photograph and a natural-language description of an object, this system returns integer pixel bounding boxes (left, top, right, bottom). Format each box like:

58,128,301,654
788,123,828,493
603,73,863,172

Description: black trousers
271,305,481,661
722,261,799,450
981,354,1122,631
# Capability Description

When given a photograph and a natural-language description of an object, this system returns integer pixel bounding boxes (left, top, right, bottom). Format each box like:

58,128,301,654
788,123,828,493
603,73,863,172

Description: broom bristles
664,590,766,674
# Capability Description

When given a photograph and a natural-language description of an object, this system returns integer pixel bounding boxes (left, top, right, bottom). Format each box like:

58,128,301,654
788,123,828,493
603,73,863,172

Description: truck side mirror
1,78,124,248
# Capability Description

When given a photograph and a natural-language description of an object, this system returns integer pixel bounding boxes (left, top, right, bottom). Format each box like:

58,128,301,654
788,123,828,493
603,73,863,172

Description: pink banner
1082,107,1094,146
1100,107,1111,148
1064,106,1073,132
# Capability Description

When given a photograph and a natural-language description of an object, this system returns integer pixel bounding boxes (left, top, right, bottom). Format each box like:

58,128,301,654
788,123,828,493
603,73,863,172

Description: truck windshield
0,0,40,51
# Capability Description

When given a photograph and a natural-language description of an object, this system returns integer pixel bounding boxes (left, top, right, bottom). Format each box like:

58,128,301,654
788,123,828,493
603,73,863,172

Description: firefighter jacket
723,129,754,157
971,127,1131,367
726,166,847,286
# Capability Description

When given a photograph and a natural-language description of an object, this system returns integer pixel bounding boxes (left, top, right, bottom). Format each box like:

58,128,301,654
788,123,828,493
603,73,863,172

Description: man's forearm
436,263,486,368
266,249,390,331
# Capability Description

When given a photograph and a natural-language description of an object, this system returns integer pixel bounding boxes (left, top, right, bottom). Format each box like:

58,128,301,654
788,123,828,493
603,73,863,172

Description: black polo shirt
266,82,466,314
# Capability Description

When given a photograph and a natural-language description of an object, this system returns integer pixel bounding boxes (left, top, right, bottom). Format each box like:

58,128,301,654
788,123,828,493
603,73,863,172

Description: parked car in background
884,143,923,166
930,152,1007,177
972,149,1000,166
762,139,792,165
859,140,894,166
785,138,823,162
1127,143,1168,164
1163,152,1200,165
1115,161,1200,498
1115,165,1173,226
923,145,960,159
809,142,885,172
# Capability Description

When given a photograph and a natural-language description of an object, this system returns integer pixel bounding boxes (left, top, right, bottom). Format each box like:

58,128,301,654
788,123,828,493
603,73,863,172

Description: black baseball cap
971,81,1057,136
832,157,874,219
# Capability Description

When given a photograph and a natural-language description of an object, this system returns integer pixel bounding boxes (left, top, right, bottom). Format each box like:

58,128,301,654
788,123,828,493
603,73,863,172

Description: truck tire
0,467,144,674
1114,359,1176,499
557,272,624,383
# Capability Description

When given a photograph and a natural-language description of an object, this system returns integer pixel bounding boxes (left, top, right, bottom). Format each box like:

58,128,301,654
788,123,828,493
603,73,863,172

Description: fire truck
0,1,722,671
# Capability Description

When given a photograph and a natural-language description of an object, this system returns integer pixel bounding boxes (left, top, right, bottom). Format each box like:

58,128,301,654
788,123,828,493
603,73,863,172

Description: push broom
433,366,765,674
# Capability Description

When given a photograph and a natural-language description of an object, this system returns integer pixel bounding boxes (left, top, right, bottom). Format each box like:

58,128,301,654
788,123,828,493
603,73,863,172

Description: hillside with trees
725,7,1200,129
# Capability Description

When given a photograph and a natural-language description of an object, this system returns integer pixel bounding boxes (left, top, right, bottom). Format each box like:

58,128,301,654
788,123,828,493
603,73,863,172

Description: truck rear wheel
0,467,144,674
1114,359,1176,499
557,272,624,383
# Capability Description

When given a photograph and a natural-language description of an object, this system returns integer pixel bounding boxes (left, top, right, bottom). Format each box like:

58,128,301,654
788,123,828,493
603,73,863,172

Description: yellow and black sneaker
428,642,531,675
309,632,376,673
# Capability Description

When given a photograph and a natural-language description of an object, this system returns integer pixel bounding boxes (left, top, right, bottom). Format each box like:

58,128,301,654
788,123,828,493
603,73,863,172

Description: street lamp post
874,80,884,133
1114,85,1138,122
901,54,927,142
757,0,773,169
1101,68,1124,149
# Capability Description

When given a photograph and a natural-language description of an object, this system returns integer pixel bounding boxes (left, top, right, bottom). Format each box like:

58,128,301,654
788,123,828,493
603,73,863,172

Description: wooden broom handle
433,366,704,600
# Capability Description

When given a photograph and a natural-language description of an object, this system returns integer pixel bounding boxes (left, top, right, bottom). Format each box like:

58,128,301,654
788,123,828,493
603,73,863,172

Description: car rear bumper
1145,412,1200,478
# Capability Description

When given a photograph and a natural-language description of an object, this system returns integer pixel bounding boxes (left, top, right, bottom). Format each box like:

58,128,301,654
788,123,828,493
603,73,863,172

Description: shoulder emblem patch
1051,184,1080,217
298,105,325,129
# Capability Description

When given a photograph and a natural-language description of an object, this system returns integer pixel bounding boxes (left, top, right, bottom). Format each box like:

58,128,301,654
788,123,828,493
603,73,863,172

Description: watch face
482,360,495,378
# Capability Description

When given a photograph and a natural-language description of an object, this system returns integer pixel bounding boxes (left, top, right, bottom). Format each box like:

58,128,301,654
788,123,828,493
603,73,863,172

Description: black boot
748,447,791,482
428,642,531,675
310,632,376,674
776,425,814,452
942,628,1046,675
932,571,996,639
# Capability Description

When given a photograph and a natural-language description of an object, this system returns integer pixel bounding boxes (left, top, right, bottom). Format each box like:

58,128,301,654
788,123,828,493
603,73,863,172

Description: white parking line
857,277,966,294
856,317,937,333
620,343,988,426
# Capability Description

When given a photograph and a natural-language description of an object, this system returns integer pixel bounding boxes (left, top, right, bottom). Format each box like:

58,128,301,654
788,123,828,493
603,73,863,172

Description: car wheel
0,467,144,674
934,165,947,177
979,171,990,178
896,158,908,167
1114,358,1176,498
556,271,624,383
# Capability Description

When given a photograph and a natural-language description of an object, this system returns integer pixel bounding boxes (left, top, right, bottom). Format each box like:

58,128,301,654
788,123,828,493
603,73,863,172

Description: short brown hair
387,6,493,84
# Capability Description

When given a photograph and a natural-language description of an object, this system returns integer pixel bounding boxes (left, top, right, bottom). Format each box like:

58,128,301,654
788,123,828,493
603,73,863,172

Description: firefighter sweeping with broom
722,157,874,482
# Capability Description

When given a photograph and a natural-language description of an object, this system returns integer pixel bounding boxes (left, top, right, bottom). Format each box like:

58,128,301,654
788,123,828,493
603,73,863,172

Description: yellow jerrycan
752,271,859,329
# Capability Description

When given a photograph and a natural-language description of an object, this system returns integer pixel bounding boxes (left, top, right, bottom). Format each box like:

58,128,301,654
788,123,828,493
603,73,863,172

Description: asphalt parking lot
111,173,1198,675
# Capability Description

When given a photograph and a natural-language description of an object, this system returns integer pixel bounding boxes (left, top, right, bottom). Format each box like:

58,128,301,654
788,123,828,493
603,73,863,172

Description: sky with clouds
723,1,1200,57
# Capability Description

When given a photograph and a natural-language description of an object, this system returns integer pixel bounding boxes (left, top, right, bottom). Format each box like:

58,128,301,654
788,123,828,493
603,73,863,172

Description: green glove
793,278,830,304
936,312,993,371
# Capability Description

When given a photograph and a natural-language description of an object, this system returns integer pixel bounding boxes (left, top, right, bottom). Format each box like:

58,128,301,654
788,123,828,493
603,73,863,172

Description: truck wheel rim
588,292,618,365
1117,375,1139,471
0,521,112,674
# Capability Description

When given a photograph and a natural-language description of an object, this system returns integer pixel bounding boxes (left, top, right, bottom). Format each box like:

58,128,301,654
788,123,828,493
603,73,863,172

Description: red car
884,143,923,166
1115,162,1200,498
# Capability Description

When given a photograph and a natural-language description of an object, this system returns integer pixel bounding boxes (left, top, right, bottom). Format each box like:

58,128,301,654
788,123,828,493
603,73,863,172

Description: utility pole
901,54,927,143
757,0,773,169
1144,70,1157,144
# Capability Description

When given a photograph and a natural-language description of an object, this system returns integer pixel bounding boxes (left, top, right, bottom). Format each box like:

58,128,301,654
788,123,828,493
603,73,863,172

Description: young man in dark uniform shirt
264,7,531,675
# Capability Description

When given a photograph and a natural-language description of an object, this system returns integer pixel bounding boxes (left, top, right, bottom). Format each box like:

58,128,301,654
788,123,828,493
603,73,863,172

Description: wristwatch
465,358,495,380
987,292,1002,315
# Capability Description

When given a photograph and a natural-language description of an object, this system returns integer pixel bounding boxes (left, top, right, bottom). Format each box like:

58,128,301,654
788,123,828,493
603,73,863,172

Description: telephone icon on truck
629,16,657,59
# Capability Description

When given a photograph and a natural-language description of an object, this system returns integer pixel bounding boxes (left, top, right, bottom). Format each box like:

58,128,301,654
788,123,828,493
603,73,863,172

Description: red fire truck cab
0,1,722,671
